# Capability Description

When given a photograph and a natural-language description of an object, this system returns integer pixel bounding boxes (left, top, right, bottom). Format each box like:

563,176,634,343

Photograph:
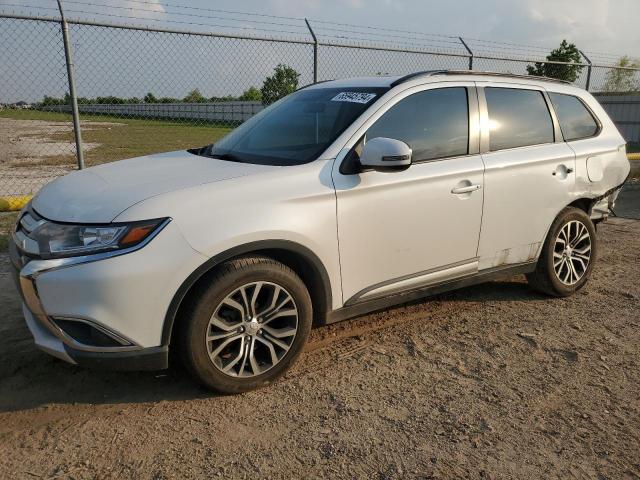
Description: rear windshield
196,87,388,166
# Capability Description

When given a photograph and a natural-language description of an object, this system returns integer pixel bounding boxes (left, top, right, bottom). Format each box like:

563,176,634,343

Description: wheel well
254,248,330,326
568,198,595,215
163,243,332,346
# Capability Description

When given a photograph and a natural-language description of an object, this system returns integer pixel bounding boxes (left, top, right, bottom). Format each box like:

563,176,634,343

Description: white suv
10,71,630,393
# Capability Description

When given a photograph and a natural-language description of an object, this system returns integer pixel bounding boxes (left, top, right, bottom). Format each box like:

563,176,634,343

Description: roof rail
390,70,573,88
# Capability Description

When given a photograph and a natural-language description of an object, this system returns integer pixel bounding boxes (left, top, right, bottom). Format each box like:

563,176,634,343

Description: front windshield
199,86,388,166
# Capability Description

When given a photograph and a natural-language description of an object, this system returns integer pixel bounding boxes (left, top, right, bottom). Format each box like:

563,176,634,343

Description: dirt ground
0,217,638,479
0,118,106,196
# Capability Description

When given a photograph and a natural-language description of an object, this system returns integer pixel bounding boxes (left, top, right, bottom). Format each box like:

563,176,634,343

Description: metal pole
459,37,474,71
305,18,318,83
57,0,85,169
580,50,593,92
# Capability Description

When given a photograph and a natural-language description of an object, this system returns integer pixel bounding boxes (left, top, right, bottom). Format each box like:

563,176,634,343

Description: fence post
459,37,473,71
305,18,318,83
56,0,85,169
580,50,593,92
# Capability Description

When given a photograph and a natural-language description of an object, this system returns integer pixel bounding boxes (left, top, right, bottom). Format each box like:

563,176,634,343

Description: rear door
332,83,485,304
476,82,576,269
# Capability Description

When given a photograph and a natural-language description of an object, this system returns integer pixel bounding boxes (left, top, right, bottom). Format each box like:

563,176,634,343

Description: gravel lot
0,217,639,479
0,118,100,196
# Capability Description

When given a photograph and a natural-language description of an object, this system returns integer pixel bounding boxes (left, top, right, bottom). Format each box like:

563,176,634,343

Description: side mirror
359,137,412,171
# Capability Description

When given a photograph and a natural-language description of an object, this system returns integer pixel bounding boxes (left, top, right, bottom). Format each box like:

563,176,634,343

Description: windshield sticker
331,92,377,104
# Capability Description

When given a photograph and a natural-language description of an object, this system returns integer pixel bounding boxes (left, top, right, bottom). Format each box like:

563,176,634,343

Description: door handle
451,184,482,194
552,166,574,176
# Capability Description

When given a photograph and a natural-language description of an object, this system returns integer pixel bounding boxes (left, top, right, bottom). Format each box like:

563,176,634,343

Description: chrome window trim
336,82,481,173
546,92,603,142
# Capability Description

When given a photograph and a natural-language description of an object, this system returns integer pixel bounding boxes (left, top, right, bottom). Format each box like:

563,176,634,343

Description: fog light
52,318,132,348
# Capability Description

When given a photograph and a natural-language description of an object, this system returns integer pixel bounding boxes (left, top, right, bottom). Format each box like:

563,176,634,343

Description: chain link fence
1,10,640,209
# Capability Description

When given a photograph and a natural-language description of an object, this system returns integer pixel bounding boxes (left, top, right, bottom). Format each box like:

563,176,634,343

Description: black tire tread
526,207,596,297
176,255,311,394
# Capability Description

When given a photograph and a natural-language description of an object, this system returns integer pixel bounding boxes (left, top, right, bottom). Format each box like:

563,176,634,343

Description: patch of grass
0,109,233,167
0,212,18,252
627,142,640,154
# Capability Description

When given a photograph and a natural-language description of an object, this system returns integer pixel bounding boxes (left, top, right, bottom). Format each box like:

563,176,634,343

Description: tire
526,207,597,297
178,256,312,394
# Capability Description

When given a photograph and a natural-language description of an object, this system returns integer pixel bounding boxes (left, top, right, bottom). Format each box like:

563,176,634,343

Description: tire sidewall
543,208,597,296
183,260,312,394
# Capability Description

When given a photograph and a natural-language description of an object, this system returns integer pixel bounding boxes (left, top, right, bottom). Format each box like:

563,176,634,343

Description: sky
1,0,639,102
187,0,640,58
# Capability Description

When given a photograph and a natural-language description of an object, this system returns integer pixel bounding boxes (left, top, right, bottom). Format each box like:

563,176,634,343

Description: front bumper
9,214,206,371
20,303,168,370
10,241,169,370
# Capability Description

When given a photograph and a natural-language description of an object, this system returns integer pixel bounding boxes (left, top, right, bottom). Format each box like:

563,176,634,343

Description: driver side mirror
359,137,412,171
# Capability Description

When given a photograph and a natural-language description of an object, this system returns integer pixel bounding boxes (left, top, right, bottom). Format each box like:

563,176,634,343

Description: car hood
32,150,279,223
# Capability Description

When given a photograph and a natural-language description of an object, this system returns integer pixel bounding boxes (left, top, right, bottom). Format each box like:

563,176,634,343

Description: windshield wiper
187,145,210,156
188,145,245,163
211,152,245,163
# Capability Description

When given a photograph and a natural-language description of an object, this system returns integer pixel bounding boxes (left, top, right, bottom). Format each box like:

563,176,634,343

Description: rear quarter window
485,87,555,151
548,92,600,141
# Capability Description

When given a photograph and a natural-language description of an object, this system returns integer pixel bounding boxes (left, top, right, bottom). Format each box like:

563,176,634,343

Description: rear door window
549,93,600,141
485,87,555,151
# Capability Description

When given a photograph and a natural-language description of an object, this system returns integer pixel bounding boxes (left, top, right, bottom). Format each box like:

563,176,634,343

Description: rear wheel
178,256,312,393
526,207,597,297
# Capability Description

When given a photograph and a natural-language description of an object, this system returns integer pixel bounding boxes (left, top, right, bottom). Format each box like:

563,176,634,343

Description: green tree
527,40,584,82
239,86,262,101
260,64,300,105
144,92,157,103
602,56,640,92
210,95,237,102
184,88,205,103
42,95,64,106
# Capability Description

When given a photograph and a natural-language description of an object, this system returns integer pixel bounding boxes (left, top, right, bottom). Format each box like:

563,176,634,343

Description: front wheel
178,256,312,394
526,207,597,297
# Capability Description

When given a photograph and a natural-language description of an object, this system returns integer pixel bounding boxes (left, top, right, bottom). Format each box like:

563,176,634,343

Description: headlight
31,218,168,258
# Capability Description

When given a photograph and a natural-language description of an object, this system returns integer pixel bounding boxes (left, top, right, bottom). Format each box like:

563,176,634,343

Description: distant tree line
40,86,264,106
40,64,301,107
527,40,639,92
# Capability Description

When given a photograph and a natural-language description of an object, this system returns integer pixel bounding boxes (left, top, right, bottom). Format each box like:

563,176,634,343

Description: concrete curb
628,153,640,161
0,195,32,212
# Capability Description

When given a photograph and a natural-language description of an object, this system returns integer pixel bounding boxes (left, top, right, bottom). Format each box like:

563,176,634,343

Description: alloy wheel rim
553,220,592,285
206,281,298,377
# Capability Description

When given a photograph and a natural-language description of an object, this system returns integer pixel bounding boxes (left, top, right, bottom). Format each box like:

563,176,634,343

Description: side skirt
325,261,536,325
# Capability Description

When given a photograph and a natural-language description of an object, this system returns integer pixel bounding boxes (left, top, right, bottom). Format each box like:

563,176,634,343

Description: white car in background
10,71,630,393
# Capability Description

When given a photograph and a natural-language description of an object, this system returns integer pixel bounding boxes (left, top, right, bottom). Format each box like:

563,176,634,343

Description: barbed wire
63,0,309,30
0,0,634,66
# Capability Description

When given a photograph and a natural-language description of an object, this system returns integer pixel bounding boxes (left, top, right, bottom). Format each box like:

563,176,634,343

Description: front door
332,84,485,304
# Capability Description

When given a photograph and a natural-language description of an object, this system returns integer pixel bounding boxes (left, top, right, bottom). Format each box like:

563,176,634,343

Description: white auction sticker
331,92,377,104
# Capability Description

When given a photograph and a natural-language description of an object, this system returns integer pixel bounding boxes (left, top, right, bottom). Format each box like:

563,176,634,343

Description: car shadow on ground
0,278,543,413
0,350,214,413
